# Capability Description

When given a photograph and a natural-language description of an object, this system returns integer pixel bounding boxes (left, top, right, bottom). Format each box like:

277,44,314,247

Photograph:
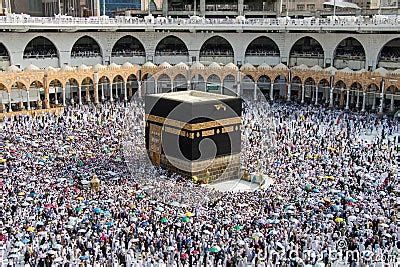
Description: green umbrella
305,184,311,191
161,217,168,223
137,194,145,199
75,207,82,213
209,246,221,253
233,225,242,231
181,216,190,223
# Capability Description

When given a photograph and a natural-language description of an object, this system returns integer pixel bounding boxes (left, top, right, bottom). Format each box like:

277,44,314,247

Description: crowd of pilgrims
1,95,399,266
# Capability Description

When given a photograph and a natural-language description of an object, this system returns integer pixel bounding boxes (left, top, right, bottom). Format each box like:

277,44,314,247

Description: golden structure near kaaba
90,174,101,193
145,91,242,183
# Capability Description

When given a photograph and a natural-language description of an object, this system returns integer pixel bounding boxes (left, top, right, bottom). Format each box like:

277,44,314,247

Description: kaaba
145,91,242,183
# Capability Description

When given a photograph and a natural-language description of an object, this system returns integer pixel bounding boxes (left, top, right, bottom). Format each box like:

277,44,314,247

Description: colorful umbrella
160,217,168,223
27,227,35,232
209,246,221,253
185,211,194,217
181,216,190,223
335,217,344,223
233,225,242,231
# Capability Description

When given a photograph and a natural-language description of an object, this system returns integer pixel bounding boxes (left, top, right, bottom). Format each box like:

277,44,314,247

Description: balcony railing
0,14,398,32
111,51,145,57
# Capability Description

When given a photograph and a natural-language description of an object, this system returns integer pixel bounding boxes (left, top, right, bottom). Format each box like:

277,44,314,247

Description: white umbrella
167,246,175,251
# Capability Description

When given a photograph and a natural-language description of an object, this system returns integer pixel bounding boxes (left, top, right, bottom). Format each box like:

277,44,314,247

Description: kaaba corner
145,91,242,183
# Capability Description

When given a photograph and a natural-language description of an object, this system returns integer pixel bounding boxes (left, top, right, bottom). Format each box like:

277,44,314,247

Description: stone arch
241,75,254,92
191,74,205,91
273,75,287,99
112,35,146,57
173,74,187,91
245,36,280,56
112,75,125,101
127,74,139,98
304,77,316,102
289,36,324,67
200,36,234,64
318,78,330,103
71,36,102,58
155,35,189,56
10,82,28,111
157,74,172,93
24,36,58,59
49,79,63,105
223,74,236,96
66,78,79,104
207,74,222,93
81,77,94,103
257,75,271,93
333,37,366,70
0,42,11,70
377,37,400,70
291,76,302,100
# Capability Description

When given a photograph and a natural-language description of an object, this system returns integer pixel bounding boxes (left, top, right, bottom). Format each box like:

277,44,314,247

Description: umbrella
348,215,357,221
169,201,180,207
76,197,84,201
156,207,164,212
379,223,389,228
313,188,319,193
79,255,89,261
191,250,200,255
185,211,194,217
27,227,35,232
161,217,168,223
233,225,242,231
137,227,145,233
53,257,63,263
93,207,102,214
181,216,190,223
78,229,86,233
18,192,26,196
335,217,344,223
8,254,19,258
210,246,221,253
167,246,175,251
180,253,188,260
22,238,30,244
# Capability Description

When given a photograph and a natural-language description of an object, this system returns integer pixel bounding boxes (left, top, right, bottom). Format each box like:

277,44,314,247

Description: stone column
187,80,191,91
345,90,350,110
362,92,366,112
329,87,334,107
8,91,12,112
110,83,114,102
390,94,394,112
101,83,105,102
26,90,31,110
85,85,91,103
372,93,376,110
78,85,82,105
301,84,305,104
44,85,50,109
287,83,291,101
94,82,99,104
54,88,58,105
379,80,385,114
253,82,257,100
356,90,360,109
138,81,142,98
314,85,318,105
62,89,66,106
236,81,241,96
155,81,158,94
220,82,224,95
238,0,244,16
124,81,128,101
162,0,168,16
270,83,274,101
171,81,174,93
200,0,205,16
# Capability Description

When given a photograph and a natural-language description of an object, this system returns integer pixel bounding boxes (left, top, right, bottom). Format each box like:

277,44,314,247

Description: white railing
0,14,398,31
